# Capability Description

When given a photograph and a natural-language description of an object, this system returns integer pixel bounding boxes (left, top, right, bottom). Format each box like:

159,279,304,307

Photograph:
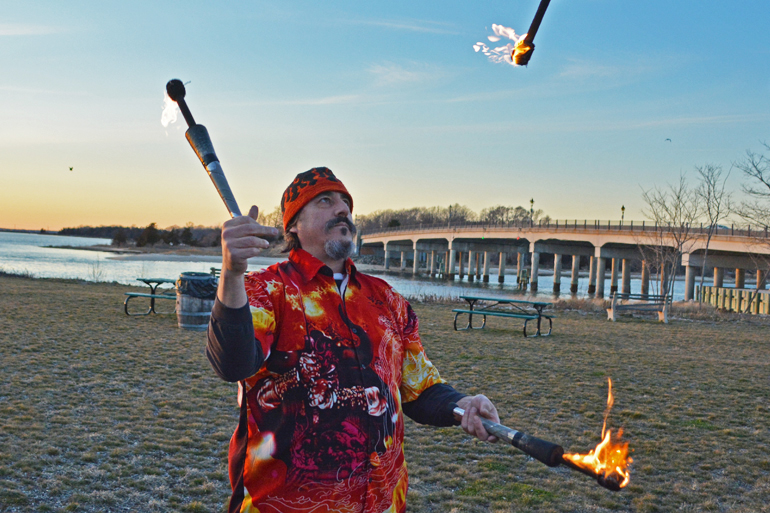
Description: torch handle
452,405,564,467
185,124,242,218
525,0,551,43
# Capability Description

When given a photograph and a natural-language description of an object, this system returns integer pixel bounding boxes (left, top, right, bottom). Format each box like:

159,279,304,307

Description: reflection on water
1,232,699,300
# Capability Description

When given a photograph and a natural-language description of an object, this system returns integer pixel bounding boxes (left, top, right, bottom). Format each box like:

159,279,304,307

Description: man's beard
324,239,356,261
323,216,357,261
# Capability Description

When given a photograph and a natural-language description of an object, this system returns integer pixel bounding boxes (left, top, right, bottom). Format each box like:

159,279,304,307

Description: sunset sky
2,0,769,231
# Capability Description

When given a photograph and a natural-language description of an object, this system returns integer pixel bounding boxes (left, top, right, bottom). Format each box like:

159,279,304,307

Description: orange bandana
281,167,353,230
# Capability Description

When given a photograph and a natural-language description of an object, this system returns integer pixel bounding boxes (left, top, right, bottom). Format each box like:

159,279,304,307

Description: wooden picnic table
453,295,554,337
124,278,177,316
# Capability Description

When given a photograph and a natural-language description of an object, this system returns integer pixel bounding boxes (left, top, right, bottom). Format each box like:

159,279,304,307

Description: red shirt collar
288,248,358,284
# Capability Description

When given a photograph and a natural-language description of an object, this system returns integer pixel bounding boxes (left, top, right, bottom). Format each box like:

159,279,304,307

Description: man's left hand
457,395,499,443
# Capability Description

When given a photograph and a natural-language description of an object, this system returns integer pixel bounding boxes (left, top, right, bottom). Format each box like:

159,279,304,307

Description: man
207,167,499,513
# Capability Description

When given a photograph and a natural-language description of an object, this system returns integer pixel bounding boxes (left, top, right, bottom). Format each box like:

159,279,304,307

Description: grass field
1,275,769,512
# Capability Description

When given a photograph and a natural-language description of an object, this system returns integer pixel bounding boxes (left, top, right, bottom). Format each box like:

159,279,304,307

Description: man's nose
333,196,351,217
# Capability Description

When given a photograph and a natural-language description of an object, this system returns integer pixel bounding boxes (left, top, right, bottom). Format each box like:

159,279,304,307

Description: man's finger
248,205,259,221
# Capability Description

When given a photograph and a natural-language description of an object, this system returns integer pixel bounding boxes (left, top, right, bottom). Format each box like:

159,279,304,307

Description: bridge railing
361,220,770,239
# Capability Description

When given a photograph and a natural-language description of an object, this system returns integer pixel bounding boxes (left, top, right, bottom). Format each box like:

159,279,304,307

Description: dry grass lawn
1,275,769,512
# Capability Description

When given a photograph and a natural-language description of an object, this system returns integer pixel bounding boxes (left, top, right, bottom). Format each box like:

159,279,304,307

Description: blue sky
2,0,769,230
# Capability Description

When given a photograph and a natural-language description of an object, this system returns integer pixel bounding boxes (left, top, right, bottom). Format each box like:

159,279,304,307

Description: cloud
368,63,437,86
344,18,459,35
0,24,58,36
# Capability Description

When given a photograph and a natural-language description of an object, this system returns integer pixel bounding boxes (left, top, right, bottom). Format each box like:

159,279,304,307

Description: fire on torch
164,79,242,218
451,378,631,491
512,0,552,65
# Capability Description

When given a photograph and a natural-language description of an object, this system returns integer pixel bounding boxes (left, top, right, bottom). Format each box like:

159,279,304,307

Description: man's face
290,191,356,263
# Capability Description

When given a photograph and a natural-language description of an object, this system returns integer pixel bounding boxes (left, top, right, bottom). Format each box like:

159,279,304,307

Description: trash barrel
175,272,218,331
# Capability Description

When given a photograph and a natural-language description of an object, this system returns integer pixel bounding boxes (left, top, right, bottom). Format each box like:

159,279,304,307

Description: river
1,231,700,300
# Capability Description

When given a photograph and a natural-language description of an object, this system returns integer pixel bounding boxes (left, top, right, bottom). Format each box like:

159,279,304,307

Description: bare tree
640,173,703,298
733,143,770,312
734,142,770,228
695,164,732,303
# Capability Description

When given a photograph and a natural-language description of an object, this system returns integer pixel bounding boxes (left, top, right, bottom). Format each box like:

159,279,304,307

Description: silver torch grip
185,124,241,218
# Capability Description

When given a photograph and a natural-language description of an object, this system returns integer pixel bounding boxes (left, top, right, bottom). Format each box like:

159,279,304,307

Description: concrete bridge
359,220,770,300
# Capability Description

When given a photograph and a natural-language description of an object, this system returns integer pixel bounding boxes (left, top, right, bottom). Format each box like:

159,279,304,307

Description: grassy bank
1,276,768,512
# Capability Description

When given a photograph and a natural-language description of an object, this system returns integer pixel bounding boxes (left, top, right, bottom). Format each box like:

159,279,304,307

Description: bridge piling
498,252,506,283
448,250,456,279
553,254,562,293
530,251,540,292
468,252,475,282
714,267,724,287
685,265,696,300
483,252,490,282
570,255,579,293
595,257,607,298
641,261,650,298
610,258,619,294
735,268,745,288
588,256,597,294
621,259,631,294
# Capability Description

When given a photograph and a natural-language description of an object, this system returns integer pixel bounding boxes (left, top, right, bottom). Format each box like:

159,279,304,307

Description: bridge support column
621,259,631,294
458,252,465,279
476,253,482,279
516,253,523,283
429,251,436,276
735,268,745,289
610,258,619,294
448,250,456,279
588,256,597,294
498,253,506,283
641,261,650,298
758,270,767,289
684,265,696,301
530,252,540,292
553,254,562,293
384,251,391,270
400,251,407,271
483,252,490,282
412,249,419,275
570,255,580,293
467,252,476,282
595,257,607,298
714,267,724,287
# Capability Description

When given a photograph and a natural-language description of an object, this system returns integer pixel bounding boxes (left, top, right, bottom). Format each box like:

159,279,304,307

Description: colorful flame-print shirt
207,249,463,513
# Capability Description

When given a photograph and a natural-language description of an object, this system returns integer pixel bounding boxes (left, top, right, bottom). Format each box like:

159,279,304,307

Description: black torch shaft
451,405,621,491
165,79,242,218
524,0,551,44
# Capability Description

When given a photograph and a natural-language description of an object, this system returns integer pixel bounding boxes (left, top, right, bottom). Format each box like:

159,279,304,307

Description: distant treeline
355,204,550,233
58,224,222,247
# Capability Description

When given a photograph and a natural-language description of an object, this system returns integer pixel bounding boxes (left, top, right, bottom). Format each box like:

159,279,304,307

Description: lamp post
621,205,625,226
530,198,534,227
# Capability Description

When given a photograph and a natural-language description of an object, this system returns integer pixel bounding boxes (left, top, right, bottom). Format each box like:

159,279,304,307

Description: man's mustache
325,216,357,235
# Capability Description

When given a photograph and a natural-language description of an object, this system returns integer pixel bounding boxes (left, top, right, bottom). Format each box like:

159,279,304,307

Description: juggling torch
451,404,625,491
513,0,552,66
165,79,242,217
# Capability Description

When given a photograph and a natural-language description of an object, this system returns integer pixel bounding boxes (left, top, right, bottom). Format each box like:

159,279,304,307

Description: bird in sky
69,167,73,171
665,138,672,142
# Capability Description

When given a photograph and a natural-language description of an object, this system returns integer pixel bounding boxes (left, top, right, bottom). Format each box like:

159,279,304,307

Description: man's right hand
221,205,280,274
217,205,280,308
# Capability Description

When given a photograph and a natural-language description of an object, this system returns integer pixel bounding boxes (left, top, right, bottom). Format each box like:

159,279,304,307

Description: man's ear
289,226,299,234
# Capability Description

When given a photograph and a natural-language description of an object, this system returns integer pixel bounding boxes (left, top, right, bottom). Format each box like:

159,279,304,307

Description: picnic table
124,278,177,316
453,295,554,337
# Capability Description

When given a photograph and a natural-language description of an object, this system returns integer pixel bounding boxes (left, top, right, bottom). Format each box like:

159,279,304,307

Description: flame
563,378,632,488
511,36,533,65
161,92,179,127
473,24,527,66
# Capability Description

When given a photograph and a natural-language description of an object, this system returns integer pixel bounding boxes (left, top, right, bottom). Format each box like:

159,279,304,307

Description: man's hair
282,215,301,253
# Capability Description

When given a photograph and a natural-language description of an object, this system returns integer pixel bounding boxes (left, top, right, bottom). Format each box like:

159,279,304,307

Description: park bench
606,292,671,323
453,296,554,337
124,278,177,316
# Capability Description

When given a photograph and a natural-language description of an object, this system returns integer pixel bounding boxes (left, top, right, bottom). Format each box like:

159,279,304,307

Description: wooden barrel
175,272,217,331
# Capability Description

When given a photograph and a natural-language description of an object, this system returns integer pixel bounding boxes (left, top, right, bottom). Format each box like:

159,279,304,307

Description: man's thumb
248,205,259,221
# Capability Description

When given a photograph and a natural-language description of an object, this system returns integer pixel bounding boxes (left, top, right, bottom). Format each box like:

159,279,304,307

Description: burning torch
512,0,552,66
165,79,242,218
449,379,632,491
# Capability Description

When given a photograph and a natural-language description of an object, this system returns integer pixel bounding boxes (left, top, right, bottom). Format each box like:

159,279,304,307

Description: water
1,232,698,300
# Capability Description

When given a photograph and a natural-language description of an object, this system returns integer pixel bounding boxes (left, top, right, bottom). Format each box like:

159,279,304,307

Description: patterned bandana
281,167,353,230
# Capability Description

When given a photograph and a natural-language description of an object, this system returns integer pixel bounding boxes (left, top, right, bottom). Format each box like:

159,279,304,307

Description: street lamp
530,198,534,227
621,205,625,224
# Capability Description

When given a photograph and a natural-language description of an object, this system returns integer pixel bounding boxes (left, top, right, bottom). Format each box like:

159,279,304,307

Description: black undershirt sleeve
206,298,264,383
401,383,466,427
